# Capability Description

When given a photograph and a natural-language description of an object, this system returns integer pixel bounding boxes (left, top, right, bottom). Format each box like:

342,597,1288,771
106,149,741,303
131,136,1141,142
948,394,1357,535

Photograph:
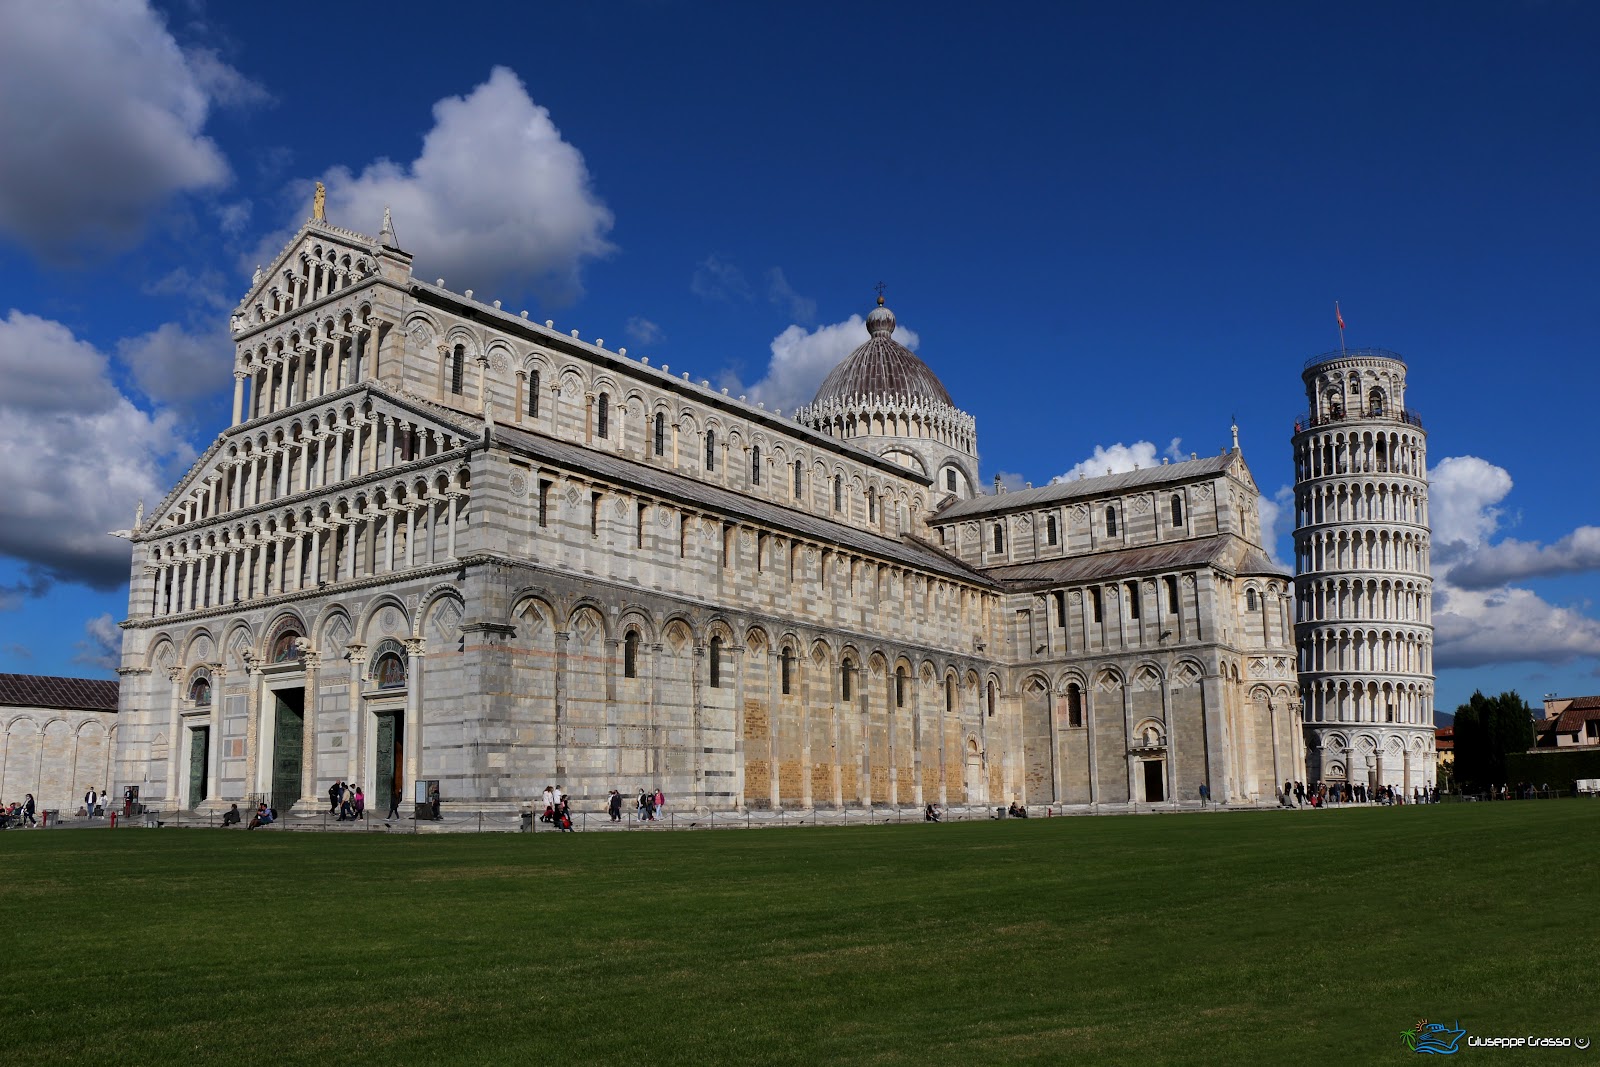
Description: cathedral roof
933,454,1239,520
810,298,954,408
980,534,1288,590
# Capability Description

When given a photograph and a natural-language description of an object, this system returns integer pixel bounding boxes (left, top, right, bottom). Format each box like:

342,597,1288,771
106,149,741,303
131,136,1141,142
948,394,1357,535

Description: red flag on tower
1335,302,1346,331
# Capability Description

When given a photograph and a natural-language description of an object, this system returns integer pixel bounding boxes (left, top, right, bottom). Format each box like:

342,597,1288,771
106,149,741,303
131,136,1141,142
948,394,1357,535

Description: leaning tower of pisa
1291,348,1436,794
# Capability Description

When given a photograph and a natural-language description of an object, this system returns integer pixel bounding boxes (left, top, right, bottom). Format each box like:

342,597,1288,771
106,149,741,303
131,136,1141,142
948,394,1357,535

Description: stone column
299,650,322,807
204,663,224,806
1085,681,1100,806
648,643,663,780
731,643,746,811
345,644,368,788
1050,681,1064,804
553,631,569,776
691,644,705,811
164,666,183,804
1201,666,1229,802
232,371,247,426
1162,677,1178,805
403,639,426,811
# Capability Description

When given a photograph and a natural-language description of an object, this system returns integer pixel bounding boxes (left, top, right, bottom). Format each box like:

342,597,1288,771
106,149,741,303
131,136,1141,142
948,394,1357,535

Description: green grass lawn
2,803,1596,1066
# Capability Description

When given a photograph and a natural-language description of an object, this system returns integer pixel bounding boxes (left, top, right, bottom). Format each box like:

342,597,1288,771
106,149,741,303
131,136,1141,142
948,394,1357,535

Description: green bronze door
271,691,304,810
188,726,209,809
375,712,403,816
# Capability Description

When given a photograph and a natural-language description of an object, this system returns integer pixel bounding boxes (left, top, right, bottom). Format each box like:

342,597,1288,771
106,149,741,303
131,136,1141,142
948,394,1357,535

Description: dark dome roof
810,300,954,408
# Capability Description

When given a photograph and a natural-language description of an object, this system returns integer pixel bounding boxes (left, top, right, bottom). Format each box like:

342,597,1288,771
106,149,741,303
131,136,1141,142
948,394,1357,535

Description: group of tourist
1279,780,1441,807
79,788,109,818
1,794,37,828
540,785,574,830
326,781,367,821
635,787,667,822
246,802,277,829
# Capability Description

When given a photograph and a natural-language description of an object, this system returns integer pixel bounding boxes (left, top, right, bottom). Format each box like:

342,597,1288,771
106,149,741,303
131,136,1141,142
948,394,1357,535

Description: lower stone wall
1,707,118,814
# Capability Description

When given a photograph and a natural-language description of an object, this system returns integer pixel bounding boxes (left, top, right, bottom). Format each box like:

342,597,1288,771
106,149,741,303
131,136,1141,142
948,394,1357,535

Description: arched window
271,630,303,662
1170,494,1183,526
868,490,877,524
1105,506,1118,537
705,429,716,471
895,666,907,708
653,412,665,456
946,469,957,493
624,630,640,679
1369,388,1386,416
450,344,464,395
751,445,761,486
369,639,408,689
833,475,842,512
945,676,954,714
780,647,793,695
1067,683,1084,728
1246,588,1259,611
993,523,1005,553
793,460,804,499
1045,515,1058,546
709,635,723,688
986,680,996,717
841,659,854,701
526,370,540,417
596,392,609,439
188,675,211,707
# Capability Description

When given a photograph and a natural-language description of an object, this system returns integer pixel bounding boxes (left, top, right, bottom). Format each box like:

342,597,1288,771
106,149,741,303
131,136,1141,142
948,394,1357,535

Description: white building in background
1291,348,1436,791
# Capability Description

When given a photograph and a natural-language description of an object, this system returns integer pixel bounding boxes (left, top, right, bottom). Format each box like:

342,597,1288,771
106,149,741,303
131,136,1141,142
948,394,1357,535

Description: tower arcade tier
1291,348,1435,793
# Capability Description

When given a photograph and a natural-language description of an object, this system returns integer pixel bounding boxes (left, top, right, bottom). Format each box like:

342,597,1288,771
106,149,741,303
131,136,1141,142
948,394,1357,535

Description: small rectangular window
590,491,602,537
538,479,551,528
637,503,647,549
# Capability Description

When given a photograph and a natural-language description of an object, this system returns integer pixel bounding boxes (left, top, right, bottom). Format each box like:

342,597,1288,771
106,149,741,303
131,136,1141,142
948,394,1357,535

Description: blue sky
0,1,1596,715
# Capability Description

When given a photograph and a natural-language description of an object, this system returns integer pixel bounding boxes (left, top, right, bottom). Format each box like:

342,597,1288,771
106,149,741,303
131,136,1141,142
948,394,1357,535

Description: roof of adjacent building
493,423,997,588
933,454,1239,520
979,534,1286,590
1435,725,1454,751
1540,695,1600,737
0,674,119,712
810,301,955,408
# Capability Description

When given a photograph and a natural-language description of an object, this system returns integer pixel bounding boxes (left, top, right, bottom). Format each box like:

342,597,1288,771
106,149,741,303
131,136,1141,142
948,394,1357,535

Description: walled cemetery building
1,674,119,814
112,205,1302,817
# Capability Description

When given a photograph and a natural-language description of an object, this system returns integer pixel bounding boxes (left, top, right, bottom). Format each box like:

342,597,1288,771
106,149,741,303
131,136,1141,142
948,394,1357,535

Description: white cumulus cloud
1429,455,1513,550
738,315,921,415
72,613,122,672
307,67,613,304
0,311,193,593
1432,584,1600,669
1050,439,1184,483
116,321,231,407
0,0,252,257
1445,526,1600,590
1258,485,1295,565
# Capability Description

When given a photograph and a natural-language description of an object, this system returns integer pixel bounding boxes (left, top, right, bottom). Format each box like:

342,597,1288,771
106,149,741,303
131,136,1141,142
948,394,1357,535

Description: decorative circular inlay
508,473,527,497
382,608,400,634
490,351,510,374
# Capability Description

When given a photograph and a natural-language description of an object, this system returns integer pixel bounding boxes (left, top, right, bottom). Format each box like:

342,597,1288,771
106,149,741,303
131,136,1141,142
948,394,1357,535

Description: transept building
112,206,1301,816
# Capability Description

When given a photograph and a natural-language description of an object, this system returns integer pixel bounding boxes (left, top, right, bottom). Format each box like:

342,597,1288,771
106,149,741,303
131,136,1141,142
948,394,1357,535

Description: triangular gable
232,218,388,333
141,381,481,538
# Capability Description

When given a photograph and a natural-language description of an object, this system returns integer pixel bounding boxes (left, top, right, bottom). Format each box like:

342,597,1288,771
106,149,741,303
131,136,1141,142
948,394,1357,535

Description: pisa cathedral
111,206,1306,818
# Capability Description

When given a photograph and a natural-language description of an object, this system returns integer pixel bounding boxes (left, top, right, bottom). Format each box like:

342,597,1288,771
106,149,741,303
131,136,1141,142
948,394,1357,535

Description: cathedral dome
811,298,954,408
